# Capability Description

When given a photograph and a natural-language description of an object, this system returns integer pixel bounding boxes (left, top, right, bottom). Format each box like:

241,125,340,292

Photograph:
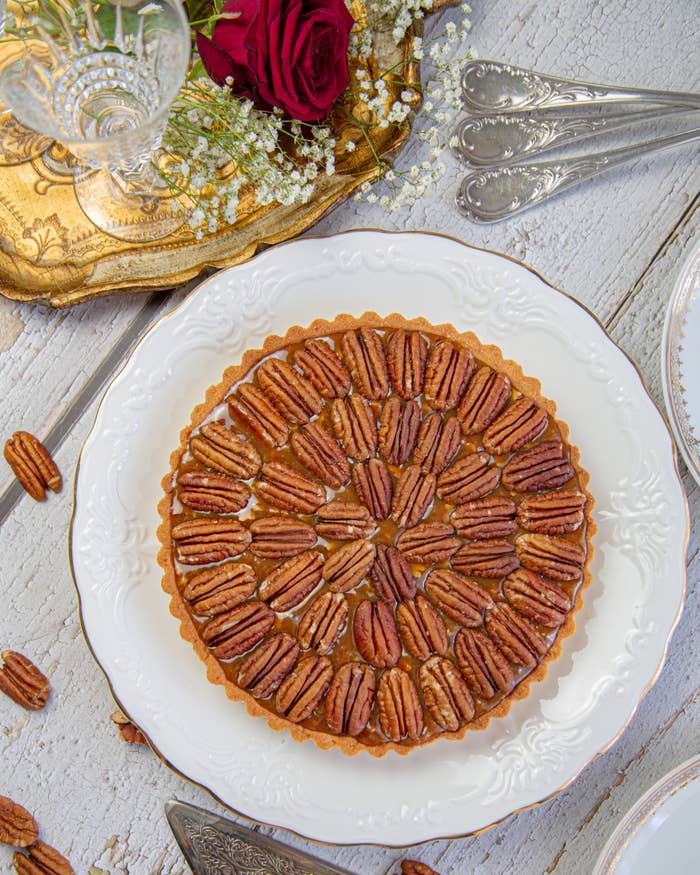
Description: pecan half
482,398,548,455
377,667,424,742
485,603,548,668
341,328,389,399
324,540,376,593
352,458,393,519
0,651,50,711
450,496,517,540
387,330,427,399
457,366,511,435
517,491,586,534
177,470,250,514
291,422,351,489
256,358,322,424
182,562,257,617
255,462,326,514
419,655,474,730
297,591,349,654
379,397,421,465
293,338,351,398
401,863,441,875
515,533,585,581
259,550,324,611
4,431,61,501
202,600,275,659
397,595,448,660
391,465,437,528
237,633,299,699
110,708,146,746
0,796,38,847
171,517,251,565
436,453,501,505
249,517,317,558
371,544,416,602
424,568,492,627
330,395,378,461
227,383,289,448
424,341,476,411
501,440,575,492
190,421,262,479
353,600,401,668
396,522,460,564
503,568,571,626
274,654,333,722
411,413,461,475
325,662,376,736
315,501,377,540
13,843,74,875
451,540,519,578
454,628,513,699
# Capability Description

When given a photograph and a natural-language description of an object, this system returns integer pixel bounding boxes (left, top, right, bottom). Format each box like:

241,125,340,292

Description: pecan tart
158,314,594,756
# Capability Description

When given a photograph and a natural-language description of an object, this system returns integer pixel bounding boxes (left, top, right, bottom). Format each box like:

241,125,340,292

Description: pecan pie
158,314,594,756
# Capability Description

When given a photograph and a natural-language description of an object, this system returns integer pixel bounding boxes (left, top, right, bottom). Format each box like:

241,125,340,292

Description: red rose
196,0,355,123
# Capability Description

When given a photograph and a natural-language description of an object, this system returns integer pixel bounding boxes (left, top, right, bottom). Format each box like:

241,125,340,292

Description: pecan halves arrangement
14,841,75,875
0,651,50,711
166,318,590,754
4,431,61,501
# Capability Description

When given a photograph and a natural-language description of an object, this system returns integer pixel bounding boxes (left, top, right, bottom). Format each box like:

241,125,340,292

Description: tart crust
157,312,595,757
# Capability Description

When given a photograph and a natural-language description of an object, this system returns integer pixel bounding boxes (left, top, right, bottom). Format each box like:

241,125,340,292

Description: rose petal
196,32,235,86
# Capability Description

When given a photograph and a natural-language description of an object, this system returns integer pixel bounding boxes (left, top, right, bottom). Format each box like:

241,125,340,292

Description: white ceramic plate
70,230,688,846
662,239,700,485
594,755,700,874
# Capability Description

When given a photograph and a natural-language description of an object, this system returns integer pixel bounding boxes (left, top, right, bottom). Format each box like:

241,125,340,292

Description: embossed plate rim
70,229,688,846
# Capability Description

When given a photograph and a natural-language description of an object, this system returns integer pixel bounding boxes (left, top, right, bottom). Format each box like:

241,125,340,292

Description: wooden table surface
1,2,699,872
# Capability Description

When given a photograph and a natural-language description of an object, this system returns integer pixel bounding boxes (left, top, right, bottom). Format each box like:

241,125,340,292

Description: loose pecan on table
371,544,416,602
297,591,349,655
330,395,378,461
379,397,421,465
485,603,548,668
387,329,427,399
293,338,351,398
515,533,585,581
323,540,376,593
227,383,289,448
411,413,461,475
401,861,442,875
482,398,548,455
0,651,50,711
391,465,437,528
450,495,517,540
110,707,147,745
341,327,389,399
177,470,250,514
0,796,38,847
377,667,424,742
352,458,393,519
424,341,475,411
189,421,262,479
315,501,377,540
454,628,514,699
274,654,333,722
4,431,61,501
396,522,460,564
501,440,575,492
256,358,323,424
182,562,257,617
13,842,74,875
424,568,492,627
237,633,299,699
202,600,275,660
396,595,448,660
258,550,324,612
503,568,571,627
249,517,317,558
516,491,586,534
436,453,500,505
171,517,251,565
353,600,401,669
255,462,326,514
451,540,519,578
419,655,474,730
457,366,511,435
325,662,376,736
291,421,351,489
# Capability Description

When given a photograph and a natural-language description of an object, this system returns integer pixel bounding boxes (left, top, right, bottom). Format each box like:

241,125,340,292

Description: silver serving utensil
461,60,700,115
165,799,356,875
454,106,698,166
456,125,700,223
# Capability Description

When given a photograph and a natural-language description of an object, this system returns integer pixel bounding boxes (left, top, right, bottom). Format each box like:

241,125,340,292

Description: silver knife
165,799,356,875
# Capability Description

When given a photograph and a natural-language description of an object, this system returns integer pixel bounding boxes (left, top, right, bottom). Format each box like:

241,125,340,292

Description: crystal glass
0,0,190,241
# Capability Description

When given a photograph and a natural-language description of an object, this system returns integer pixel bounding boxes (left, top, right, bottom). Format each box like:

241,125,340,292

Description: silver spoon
454,106,698,166
461,60,700,114
456,125,700,223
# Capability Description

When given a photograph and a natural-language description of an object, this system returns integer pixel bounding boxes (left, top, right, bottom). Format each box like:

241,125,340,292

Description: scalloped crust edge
157,312,596,758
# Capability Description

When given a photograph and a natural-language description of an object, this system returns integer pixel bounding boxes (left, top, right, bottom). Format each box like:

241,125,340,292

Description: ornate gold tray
0,3,450,308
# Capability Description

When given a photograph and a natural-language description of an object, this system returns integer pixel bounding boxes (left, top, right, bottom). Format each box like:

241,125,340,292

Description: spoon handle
454,106,697,166
456,126,700,223
461,60,700,114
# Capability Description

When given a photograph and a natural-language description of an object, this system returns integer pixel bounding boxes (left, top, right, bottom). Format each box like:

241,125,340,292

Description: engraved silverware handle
454,106,697,166
461,60,700,114
456,126,700,223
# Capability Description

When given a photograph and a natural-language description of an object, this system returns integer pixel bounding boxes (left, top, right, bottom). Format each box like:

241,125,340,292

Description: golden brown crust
157,312,595,757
